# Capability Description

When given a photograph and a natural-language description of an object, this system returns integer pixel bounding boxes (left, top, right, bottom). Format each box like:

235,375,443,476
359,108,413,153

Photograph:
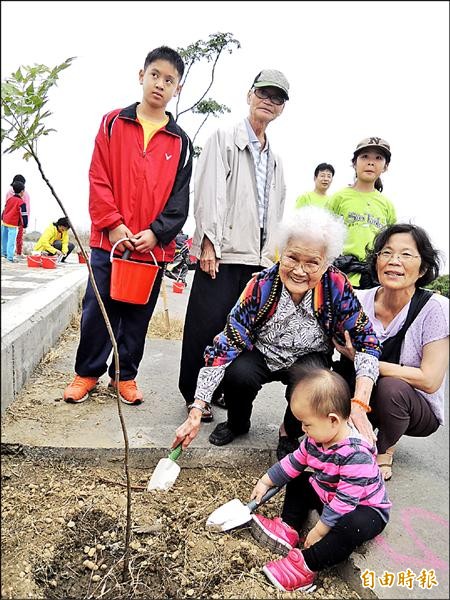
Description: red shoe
251,515,300,555
263,549,317,592
63,375,98,403
109,379,143,405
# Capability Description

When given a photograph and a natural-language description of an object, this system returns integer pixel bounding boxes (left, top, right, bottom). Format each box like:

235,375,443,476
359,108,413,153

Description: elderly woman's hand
172,410,202,450
349,405,377,445
333,330,356,362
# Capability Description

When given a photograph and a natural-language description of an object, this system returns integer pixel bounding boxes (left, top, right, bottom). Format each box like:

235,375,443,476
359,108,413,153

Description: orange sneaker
108,379,143,405
64,375,98,403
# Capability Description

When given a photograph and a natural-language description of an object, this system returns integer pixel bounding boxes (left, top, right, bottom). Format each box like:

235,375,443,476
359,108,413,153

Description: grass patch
148,310,184,340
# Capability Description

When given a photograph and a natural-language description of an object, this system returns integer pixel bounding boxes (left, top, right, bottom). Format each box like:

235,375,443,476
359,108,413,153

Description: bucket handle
110,237,158,266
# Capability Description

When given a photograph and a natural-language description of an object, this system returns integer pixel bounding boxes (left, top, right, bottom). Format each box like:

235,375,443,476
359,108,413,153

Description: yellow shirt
295,191,329,209
137,115,169,149
34,224,69,255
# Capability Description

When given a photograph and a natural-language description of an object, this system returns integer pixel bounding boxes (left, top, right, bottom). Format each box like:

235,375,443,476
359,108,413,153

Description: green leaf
1,57,75,159
175,32,240,139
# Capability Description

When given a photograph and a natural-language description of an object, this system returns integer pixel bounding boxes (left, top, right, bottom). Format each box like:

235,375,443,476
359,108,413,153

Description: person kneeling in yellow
34,217,75,262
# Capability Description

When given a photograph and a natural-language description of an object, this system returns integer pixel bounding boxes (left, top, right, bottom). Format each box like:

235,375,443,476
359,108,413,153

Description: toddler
250,366,391,592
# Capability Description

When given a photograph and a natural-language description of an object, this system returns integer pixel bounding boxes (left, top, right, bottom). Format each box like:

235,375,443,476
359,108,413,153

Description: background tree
176,32,240,155
427,274,449,298
1,57,135,581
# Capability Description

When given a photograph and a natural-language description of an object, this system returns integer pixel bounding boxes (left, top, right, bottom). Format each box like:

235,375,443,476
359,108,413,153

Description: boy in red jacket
64,46,193,405
4,174,31,257
1,180,28,262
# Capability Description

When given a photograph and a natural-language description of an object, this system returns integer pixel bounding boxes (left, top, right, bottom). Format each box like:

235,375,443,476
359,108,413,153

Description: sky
1,1,449,271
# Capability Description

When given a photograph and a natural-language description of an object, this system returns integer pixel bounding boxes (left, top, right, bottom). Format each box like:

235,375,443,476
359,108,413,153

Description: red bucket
110,240,159,305
41,255,58,269
172,281,185,294
27,255,41,268
78,251,88,264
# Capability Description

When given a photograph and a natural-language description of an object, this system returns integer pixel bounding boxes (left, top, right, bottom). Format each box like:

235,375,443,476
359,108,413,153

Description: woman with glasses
334,224,449,480
172,206,381,455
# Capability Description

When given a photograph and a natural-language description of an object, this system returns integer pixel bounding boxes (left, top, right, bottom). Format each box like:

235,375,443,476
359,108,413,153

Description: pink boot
263,548,317,592
251,514,299,555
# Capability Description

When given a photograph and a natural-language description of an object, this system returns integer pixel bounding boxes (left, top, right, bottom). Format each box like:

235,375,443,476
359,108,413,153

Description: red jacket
1,195,28,228
5,188,31,218
88,103,193,263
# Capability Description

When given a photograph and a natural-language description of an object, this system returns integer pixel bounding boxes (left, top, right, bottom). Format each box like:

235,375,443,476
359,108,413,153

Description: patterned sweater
204,263,381,367
268,428,392,527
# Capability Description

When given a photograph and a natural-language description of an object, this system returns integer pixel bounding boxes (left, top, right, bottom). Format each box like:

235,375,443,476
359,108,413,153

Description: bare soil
1,311,361,599
1,455,360,600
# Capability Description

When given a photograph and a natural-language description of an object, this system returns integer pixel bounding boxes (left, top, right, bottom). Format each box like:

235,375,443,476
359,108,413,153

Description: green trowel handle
247,486,282,512
168,444,183,462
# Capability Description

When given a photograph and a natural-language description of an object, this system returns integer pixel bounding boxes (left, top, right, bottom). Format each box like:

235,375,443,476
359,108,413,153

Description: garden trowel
147,444,183,491
206,486,282,532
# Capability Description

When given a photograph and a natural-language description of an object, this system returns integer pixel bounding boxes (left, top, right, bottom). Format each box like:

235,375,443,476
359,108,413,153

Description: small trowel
206,486,282,532
147,444,183,491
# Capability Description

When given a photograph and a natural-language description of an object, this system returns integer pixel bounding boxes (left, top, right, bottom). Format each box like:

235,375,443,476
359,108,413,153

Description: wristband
351,398,371,413
187,402,209,415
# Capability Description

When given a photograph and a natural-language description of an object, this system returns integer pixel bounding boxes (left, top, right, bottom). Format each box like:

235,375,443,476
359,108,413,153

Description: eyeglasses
281,255,323,274
376,250,420,263
253,87,286,106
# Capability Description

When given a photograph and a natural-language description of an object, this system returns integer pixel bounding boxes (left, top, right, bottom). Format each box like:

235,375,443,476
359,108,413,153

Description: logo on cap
354,136,391,160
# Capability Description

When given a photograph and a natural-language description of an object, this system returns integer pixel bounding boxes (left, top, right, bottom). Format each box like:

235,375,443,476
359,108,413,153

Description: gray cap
252,69,289,100
354,137,391,161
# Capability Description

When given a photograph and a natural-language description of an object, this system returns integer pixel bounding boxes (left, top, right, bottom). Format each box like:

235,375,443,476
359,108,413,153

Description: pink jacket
5,188,31,220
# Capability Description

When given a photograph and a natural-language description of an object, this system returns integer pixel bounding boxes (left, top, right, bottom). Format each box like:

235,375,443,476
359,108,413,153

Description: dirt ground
1,311,361,599
1,454,361,600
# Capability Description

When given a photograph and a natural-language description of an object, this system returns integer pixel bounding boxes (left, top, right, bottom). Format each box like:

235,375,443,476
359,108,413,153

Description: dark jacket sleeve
149,131,193,245
20,202,28,228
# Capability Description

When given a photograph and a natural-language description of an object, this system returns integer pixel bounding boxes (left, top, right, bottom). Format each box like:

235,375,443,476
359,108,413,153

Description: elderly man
179,69,289,421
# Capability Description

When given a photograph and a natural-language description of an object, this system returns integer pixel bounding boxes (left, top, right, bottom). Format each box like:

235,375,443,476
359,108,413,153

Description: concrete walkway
1,261,448,599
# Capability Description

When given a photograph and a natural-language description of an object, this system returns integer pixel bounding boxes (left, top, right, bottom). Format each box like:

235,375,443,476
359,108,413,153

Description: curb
1,269,87,413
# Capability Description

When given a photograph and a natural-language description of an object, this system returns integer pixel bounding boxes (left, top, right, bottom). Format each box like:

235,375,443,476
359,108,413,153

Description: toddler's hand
304,521,330,548
250,474,274,504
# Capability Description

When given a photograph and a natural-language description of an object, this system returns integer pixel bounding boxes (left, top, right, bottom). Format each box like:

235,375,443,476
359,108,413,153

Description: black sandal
211,393,227,409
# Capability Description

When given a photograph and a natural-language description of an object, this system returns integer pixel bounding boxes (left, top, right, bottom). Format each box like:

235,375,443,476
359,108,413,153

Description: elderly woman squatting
172,206,381,451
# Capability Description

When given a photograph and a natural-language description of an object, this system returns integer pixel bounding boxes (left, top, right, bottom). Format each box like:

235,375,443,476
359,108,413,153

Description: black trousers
223,347,330,436
179,263,263,404
369,376,440,453
335,363,441,454
75,248,163,381
282,472,387,572
52,239,75,261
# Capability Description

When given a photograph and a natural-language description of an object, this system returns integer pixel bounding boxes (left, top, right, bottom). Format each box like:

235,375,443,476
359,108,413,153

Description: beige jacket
191,120,286,267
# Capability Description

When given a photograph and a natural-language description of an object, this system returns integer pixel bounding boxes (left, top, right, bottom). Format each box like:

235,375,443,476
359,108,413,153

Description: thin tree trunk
31,149,132,581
